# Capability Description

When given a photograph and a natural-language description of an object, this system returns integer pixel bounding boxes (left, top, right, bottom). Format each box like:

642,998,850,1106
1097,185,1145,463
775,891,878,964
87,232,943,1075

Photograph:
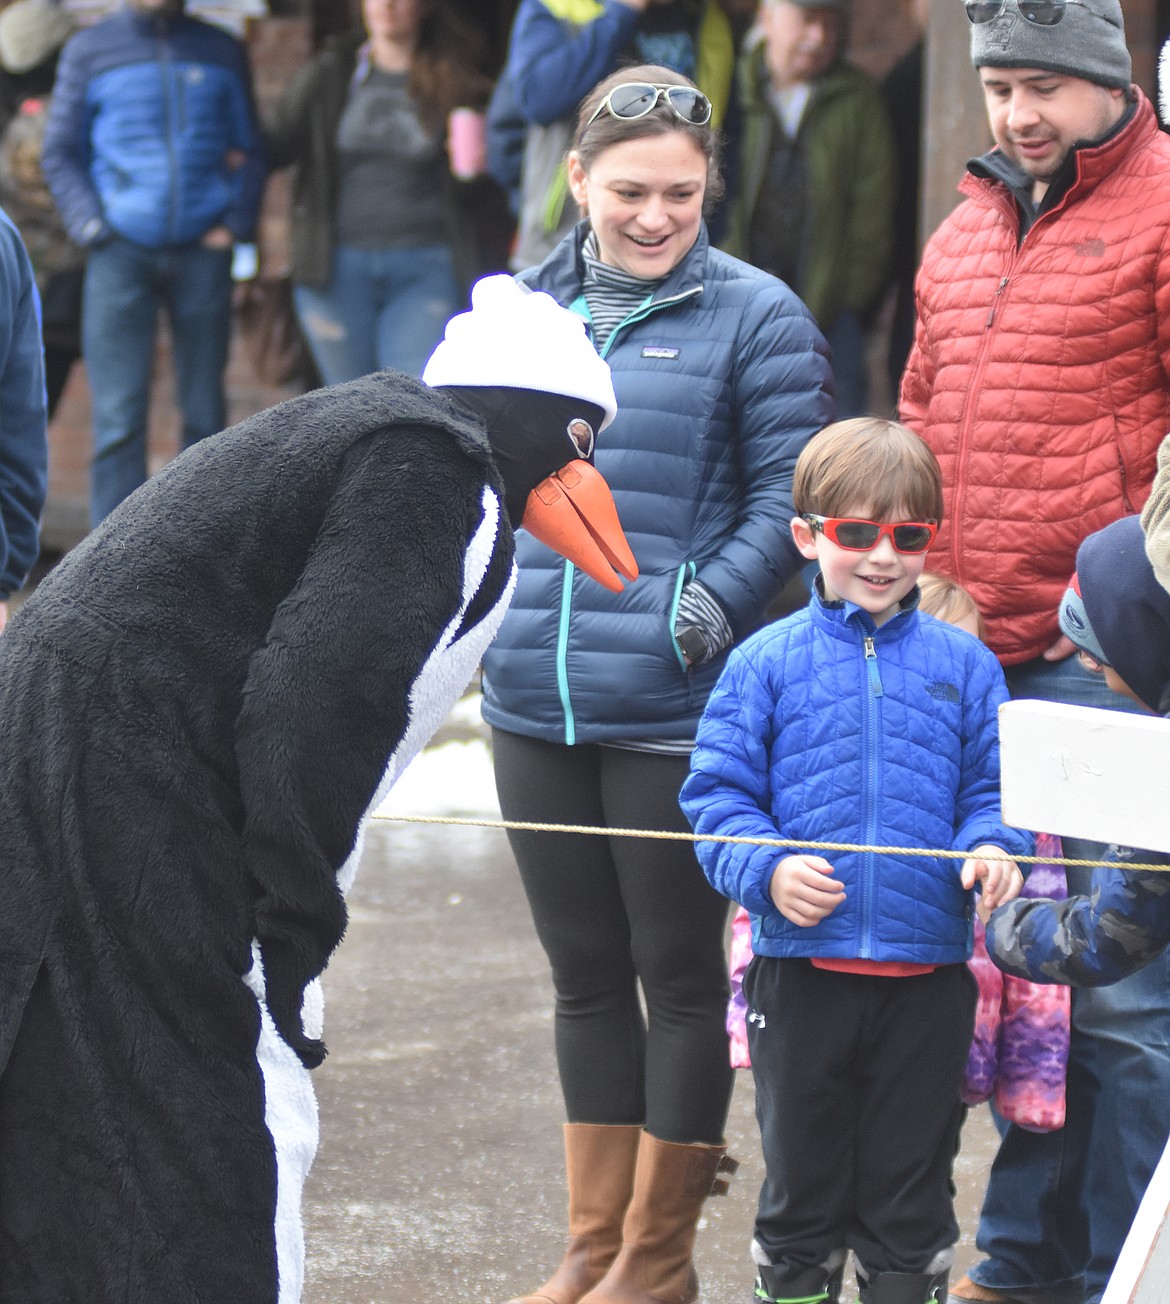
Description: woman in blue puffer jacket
483,64,834,1304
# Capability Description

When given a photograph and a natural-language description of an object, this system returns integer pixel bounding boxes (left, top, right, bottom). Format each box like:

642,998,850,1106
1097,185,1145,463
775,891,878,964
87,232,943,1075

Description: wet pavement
300,693,1002,1303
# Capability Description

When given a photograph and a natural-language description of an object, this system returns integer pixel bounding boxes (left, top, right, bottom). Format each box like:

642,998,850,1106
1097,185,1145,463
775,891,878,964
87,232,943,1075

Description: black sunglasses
584,83,712,130
965,0,1111,26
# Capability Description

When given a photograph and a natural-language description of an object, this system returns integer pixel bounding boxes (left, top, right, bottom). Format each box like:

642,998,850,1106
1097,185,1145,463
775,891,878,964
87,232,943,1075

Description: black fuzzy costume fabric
0,371,514,1300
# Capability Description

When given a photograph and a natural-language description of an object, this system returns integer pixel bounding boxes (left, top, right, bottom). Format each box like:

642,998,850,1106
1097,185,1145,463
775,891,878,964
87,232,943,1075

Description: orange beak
521,460,639,593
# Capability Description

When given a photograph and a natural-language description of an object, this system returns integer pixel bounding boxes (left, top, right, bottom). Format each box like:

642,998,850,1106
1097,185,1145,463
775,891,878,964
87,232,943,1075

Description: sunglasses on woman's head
964,0,1114,27
584,83,713,130
802,514,938,554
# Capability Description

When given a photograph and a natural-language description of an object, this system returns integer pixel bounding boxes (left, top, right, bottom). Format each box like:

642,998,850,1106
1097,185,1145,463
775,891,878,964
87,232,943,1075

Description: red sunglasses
802,514,937,555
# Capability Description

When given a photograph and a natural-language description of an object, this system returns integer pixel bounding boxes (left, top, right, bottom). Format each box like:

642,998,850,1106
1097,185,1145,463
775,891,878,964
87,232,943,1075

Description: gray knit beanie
970,0,1131,91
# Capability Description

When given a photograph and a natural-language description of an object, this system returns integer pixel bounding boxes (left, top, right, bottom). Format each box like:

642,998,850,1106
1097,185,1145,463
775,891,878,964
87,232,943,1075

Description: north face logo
927,681,961,704
1073,239,1106,257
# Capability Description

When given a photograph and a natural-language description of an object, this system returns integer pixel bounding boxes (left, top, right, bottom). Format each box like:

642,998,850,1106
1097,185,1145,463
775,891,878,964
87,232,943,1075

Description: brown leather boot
507,1123,643,1304
577,1131,736,1304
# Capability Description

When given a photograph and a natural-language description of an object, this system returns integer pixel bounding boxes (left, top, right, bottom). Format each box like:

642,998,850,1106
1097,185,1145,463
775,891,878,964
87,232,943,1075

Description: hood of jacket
1078,513,1170,715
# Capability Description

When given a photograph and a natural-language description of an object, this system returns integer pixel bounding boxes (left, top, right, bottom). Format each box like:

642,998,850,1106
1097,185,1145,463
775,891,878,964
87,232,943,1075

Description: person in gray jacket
483,64,834,1304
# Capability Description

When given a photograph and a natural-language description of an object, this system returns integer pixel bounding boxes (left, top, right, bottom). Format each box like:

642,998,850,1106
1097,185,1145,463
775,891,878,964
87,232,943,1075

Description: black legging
492,728,734,1146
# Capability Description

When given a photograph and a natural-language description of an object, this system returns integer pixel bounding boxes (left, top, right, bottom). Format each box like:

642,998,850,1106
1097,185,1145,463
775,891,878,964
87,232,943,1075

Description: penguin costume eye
567,419,595,459
421,274,636,591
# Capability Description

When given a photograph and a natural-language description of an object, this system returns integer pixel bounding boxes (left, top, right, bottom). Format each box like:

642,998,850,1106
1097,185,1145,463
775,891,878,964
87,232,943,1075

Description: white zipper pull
864,637,884,697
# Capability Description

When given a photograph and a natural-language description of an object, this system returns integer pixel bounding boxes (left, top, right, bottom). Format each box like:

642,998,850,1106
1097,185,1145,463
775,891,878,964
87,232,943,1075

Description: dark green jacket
722,47,896,331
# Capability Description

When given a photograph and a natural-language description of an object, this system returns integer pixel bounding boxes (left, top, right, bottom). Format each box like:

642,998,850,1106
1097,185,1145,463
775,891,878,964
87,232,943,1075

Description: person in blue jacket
482,64,834,1304
984,513,1170,1304
0,202,46,631
681,417,1031,1304
41,0,264,527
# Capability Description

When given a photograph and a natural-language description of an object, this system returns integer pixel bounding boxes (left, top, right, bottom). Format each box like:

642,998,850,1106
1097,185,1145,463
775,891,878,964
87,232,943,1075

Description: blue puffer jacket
681,589,1033,965
480,222,834,744
41,9,264,249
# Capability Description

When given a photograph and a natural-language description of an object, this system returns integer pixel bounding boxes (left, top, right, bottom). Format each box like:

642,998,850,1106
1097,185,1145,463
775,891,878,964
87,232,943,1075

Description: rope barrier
372,812,1170,873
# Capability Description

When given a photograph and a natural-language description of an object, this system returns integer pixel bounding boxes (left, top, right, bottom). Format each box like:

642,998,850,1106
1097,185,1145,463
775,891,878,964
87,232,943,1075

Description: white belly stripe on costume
245,485,515,1302
244,943,319,1304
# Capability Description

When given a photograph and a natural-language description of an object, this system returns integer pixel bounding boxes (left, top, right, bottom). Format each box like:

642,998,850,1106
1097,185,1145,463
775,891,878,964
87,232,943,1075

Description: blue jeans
84,236,233,527
968,653,1170,1304
293,244,460,386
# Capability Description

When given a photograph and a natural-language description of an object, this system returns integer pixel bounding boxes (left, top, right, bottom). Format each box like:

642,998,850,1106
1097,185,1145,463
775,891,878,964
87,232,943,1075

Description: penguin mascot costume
0,276,635,1301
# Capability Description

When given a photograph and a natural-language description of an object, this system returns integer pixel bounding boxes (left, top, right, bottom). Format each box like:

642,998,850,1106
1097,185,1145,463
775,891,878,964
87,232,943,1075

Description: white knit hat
423,275,617,431
0,0,74,76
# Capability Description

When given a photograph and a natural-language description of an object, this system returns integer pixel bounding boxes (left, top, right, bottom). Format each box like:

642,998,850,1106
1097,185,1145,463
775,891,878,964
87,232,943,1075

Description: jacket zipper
863,635,883,696
1117,449,1136,513
860,633,882,959
669,561,697,672
954,192,1065,584
553,285,704,743
555,563,575,745
985,276,1008,328
158,21,179,243
953,208,1027,584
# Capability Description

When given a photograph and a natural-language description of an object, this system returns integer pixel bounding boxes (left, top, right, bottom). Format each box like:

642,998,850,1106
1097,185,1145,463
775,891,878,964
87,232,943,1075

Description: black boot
754,1260,845,1304
857,1270,949,1304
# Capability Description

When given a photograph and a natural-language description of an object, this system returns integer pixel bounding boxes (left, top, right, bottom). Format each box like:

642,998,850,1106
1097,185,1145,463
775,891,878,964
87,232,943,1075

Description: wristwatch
675,624,708,665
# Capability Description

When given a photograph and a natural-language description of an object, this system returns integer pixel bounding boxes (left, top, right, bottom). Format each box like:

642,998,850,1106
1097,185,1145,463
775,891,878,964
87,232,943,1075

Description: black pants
745,957,975,1276
491,729,733,1145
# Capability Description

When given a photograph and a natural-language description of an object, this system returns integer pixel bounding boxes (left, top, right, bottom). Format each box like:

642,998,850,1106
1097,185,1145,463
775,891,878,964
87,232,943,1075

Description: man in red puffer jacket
900,5,1170,1304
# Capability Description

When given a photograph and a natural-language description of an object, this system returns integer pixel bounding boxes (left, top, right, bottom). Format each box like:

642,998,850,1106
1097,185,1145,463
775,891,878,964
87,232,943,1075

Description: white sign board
1000,697,1170,1304
998,700,1170,855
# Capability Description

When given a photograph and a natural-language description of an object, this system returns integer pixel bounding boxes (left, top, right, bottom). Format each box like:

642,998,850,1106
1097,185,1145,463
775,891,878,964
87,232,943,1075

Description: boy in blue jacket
681,417,1031,1304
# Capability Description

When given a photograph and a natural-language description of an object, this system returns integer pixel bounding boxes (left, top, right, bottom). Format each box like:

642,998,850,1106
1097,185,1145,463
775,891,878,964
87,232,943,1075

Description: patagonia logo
641,346,680,360
927,681,961,704
1073,238,1106,257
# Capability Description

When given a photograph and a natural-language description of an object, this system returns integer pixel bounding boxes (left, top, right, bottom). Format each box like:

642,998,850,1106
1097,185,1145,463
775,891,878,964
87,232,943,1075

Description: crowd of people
0,1,1169,1303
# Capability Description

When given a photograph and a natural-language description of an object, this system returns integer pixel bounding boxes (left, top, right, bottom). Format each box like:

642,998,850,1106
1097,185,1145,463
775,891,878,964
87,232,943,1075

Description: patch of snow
445,690,487,733
373,738,500,819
